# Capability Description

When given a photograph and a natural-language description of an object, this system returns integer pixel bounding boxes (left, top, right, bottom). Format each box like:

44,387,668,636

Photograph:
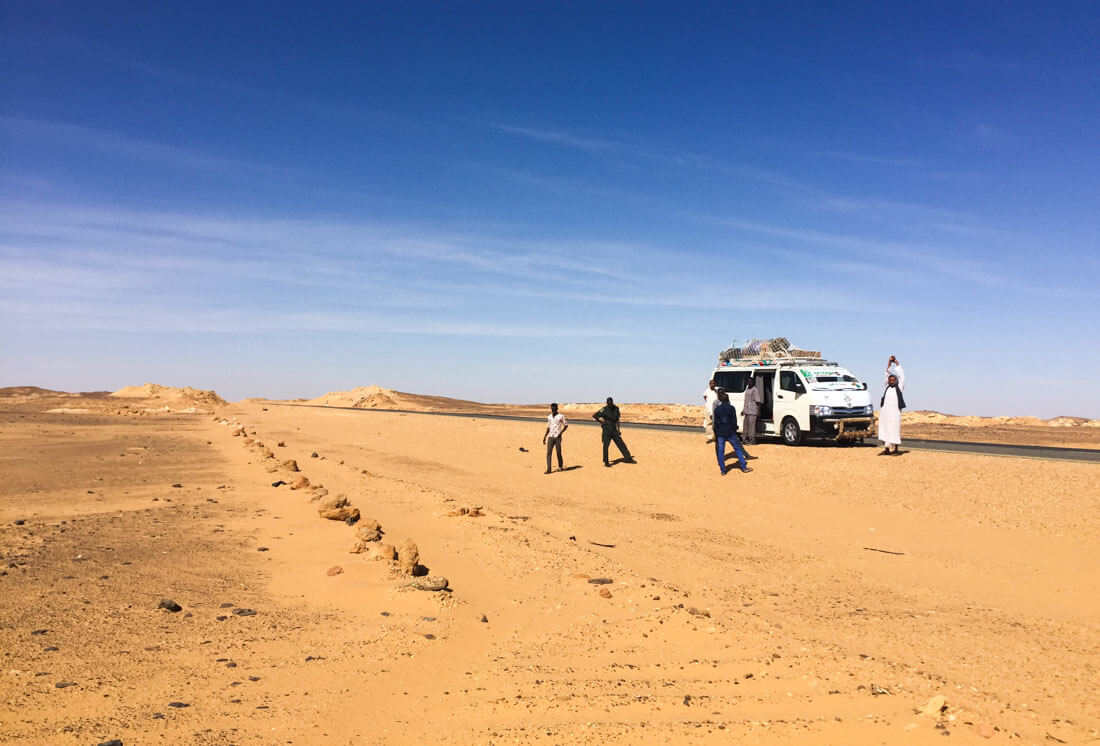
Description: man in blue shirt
713,388,752,475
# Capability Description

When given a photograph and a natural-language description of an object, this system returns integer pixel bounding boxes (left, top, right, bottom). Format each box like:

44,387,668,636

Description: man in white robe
702,379,719,443
877,355,906,455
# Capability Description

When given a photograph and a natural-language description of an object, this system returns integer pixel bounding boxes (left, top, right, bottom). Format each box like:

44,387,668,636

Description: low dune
110,382,226,407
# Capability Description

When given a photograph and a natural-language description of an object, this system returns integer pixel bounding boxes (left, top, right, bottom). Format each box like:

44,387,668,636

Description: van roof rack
718,337,827,365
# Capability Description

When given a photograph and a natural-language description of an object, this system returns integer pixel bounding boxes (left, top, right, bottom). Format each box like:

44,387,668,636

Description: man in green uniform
593,397,635,467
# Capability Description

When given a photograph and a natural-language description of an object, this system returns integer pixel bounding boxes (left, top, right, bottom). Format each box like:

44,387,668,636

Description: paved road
270,404,1100,464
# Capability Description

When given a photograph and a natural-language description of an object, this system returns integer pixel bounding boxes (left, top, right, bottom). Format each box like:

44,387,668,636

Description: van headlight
811,405,833,416
862,405,873,415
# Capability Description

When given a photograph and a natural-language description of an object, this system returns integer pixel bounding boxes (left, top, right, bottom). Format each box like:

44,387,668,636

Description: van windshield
804,371,864,390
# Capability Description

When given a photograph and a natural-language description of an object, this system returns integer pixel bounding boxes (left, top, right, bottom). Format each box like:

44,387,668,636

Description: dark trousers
742,414,758,444
601,429,631,463
716,433,747,473
546,436,563,470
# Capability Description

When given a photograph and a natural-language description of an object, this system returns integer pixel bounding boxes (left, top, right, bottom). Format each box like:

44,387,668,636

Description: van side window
780,371,803,392
714,371,749,393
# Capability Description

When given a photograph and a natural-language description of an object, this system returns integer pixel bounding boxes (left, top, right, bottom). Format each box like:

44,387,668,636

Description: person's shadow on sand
606,458,637,466
557,465,582,472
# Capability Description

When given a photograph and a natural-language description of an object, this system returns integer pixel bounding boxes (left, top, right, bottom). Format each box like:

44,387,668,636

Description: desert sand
1,386,1097,745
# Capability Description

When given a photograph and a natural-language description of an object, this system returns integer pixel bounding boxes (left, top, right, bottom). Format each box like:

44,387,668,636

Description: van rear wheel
781,417,802,446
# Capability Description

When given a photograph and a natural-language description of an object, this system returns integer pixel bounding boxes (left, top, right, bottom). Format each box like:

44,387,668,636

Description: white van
711,354,874,446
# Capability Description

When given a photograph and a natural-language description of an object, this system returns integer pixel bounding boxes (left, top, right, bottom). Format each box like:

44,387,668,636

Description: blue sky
2,2,1097,416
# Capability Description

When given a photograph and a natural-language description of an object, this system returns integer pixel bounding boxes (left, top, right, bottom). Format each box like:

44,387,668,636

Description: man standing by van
742,376,763,445
878,356,906,455
542,402,568,474
713,389,752,475
593,397,635,467
703,379,719,443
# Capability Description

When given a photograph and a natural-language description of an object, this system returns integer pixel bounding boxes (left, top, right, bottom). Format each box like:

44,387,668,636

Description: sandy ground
1,392,1098,745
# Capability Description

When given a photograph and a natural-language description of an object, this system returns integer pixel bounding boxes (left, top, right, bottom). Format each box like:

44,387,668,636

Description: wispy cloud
488,123,621,154
911,51,1026,74
0,116,293,176
483,120,802,189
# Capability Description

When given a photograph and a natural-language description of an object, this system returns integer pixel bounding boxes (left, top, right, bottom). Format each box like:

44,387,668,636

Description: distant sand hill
110,383,226,408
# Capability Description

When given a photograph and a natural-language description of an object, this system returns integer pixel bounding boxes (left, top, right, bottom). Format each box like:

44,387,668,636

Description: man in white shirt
542,403,569,474
702,379,719,443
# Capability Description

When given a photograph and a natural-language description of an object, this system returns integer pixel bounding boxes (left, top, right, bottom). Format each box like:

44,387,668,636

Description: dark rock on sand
157,599,182,612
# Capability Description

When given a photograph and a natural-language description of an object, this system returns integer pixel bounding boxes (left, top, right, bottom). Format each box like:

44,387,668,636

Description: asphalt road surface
273,404,1100,464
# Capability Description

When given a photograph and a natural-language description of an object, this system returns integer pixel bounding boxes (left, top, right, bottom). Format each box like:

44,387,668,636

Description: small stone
398,539,420,575
167,701,190,708
226,662,237,668
55,681,77,688
480,614,489,623
171,483,182,488
410,576,449,591
587,578,613,585
257,547,269,552
248,676,260,681
277,441,286,447
14,519,26,525
282,459,299,472
31,629,48,635
920,695,948,717
44,646,59,651
317,495,348,512
290,476,310,490
157,599,182,612
327,565,344,576
356,520,383,542
152,712,164,719
311,452,318,458
687,607,711,618
232,608,257,617
97,739,123,746
599,588,612,598
270,480,286,488
320,506,358,522
372,543,397,561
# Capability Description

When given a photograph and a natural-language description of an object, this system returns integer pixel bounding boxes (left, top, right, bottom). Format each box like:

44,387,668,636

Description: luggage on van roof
719,337,822,365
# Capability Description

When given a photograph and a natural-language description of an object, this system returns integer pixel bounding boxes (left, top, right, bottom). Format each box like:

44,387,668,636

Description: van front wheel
781,417,803,446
